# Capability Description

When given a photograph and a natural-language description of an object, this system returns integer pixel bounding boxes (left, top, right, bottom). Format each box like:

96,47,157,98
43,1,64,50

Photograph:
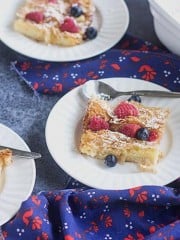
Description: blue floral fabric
2,186,180,240
11,35,180,96
2,35,179,239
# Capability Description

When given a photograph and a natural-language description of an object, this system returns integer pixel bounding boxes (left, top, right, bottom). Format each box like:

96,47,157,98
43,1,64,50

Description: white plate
45,77,180,190
0,0,129,62
0,124,36,225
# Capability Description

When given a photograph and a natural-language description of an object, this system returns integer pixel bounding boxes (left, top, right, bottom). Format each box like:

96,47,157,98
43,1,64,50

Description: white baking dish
149,0,180,56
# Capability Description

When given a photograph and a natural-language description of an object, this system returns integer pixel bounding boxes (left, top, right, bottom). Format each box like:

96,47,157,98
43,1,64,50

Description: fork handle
125,90,180,98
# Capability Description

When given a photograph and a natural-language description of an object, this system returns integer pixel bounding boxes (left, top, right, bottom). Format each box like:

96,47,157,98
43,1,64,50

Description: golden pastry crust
0,149,13,174
13,0,96,46
79,98,170,172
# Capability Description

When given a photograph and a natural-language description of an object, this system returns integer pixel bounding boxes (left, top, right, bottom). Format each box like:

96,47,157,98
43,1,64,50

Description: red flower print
42,232,49,240
55,195,62,201
43,89,49,93
36,232,49,240
99,195,109,203
90,222,99,232
64,235,74,240
52,83,63,93
153,46,158,51
20,62,31,71
170,223,175,227
22,208,33,225
138,65,156,81
105,216,112,227
131,56,140,62
160,189,166,194
75,232,82,238
139,44,149,51
120,40,130,49
33,82,39,90
122,50,131,56
129,187,141,197
92,75,99,79
2,231,8,238
138,211,144,217
63,72,68,78
111,63,121,71
31,195,41,206
100,59,108,69
44,64,50,70
32,216,42,230
74,78,86,85
149,226,156,234
124,208,131,217
87,71,95,77
170,236,175,240
124,234,134,240
136,191,148,203
136,232,145,240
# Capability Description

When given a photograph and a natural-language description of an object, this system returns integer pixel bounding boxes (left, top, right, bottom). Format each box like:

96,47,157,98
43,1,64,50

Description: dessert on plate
13,0,97,46
79,97,170,172
0,149,12,175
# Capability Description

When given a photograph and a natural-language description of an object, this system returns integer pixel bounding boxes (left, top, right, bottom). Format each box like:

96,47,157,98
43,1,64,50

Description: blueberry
104,155,117,167
84,27,97,40
70,5,83,17
128,94,142,103
136,128,149,140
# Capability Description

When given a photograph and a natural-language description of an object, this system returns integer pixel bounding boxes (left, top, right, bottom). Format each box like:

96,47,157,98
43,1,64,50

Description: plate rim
45,77,180,189
0,123,36,225
0,0,129,62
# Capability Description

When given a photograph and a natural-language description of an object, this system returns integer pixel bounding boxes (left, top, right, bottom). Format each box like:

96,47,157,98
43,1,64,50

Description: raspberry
148,129,159,141
88,116,109,131
119,123,141,138
114,101,139,119
25,11,44,24
60,17,79,33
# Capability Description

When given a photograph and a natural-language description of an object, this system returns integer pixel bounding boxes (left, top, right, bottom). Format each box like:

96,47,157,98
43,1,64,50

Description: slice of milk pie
79,98,170,172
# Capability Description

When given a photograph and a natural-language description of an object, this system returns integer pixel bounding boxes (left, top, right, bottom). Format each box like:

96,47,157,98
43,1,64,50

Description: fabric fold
11,35,180,96
2,186,180,239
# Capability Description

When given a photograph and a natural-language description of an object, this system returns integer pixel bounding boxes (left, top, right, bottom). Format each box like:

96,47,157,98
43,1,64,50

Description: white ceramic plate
45,77,180,190
0,0,129,62
0,124,36,225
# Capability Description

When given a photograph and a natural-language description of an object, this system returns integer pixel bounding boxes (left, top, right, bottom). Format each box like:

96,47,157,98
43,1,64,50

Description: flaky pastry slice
79,98,170,172
0,149,13,174
13,0,95,46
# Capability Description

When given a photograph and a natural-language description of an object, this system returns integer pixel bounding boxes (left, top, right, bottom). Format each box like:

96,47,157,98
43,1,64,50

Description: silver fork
97,81,180,100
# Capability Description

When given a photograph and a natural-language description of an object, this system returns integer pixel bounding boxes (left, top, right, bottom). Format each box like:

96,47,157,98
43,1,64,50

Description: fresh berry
136,127,149,141
114,101,139,119
119,123,141,138
25,11,44,24
88,116,109,131
128,94,142,103
48,0,57,3
84,27,97,40
60,17,79,33
148,129,159,141
104,155,117,167
70,5,83,17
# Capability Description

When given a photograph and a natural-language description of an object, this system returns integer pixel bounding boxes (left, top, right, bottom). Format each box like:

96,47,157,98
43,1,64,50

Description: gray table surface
0,0,164,194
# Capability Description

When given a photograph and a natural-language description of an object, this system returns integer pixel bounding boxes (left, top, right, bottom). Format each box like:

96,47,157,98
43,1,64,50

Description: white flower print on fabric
16,228,25,236
164,70,171,77
87,191,95,198
104,233,112,240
